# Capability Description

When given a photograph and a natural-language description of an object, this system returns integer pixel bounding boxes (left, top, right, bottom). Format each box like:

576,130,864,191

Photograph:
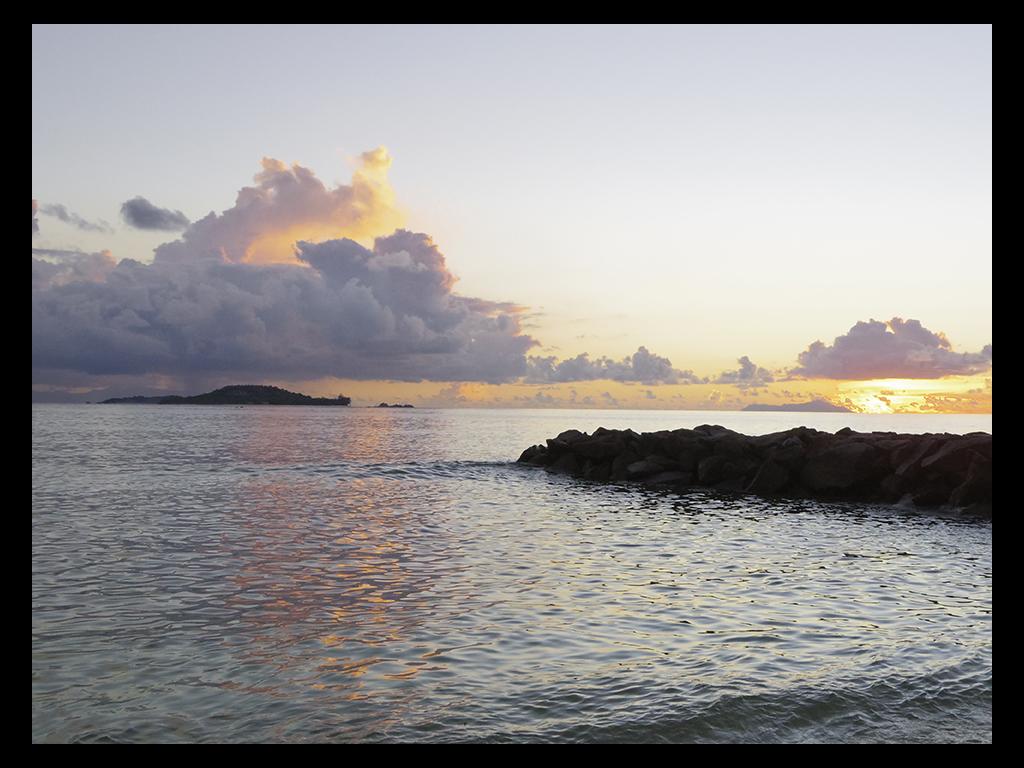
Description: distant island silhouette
742,399,852,413
100,384,351,406
375,402,415,408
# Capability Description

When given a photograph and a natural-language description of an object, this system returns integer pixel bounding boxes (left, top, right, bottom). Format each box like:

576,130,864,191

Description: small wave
456,657,992,744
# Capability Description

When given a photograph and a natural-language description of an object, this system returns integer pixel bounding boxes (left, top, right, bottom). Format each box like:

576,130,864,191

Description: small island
742,399,852,413
375,402,415,408
100,384,351,406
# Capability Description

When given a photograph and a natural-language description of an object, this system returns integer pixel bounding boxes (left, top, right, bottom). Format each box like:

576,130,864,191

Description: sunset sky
32,24,992,412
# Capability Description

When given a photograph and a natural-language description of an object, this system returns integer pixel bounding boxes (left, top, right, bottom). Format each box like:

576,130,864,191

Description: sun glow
837,375,991,414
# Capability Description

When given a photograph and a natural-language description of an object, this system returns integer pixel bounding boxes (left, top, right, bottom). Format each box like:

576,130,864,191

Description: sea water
32,405,992,742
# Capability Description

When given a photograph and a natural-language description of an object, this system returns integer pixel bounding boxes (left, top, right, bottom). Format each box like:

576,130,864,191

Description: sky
32,24,992,412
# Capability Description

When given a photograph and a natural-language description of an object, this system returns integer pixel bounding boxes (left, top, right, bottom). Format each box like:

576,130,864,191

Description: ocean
32,405,992,743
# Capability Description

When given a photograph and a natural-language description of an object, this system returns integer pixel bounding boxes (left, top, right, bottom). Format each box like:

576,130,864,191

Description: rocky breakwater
517,425,991,516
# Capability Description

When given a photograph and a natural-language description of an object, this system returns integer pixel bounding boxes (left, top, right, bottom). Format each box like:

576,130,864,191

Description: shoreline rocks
516,425,991,517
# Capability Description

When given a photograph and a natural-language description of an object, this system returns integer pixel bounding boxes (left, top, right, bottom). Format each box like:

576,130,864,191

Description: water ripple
33,405,991,742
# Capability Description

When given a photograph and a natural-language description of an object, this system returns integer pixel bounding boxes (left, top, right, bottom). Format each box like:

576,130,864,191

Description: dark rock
715,458,760,491
610,450,643,481
710,433,748,459
549,452,579,475
517,444,546,464
921,436,992,474
642,471,692,488
555,429,588,444
693,424,737,437
516,425,990,515
948,452,992,508
637,430,675,457
627,456,678,480
574,433,629,460
747,460,791,495
800,442,883,494
697,455,729,485
582,459,612,481
772,437,806,470
912,486,951,507
891,437,941,472
674,436,709,471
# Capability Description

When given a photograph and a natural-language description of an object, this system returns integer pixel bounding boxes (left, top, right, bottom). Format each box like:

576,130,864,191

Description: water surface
32,406,992,742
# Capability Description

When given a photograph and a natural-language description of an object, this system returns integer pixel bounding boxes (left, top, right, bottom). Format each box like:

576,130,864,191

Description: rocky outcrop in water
517,425,991,516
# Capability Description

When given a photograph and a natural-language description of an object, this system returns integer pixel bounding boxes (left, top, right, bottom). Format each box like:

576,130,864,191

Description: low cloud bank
792,318,991,380
527,346,705,385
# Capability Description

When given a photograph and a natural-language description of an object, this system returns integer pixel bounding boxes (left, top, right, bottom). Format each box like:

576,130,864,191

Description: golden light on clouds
241,147,405,265
282,373,991,414
837,375,991,414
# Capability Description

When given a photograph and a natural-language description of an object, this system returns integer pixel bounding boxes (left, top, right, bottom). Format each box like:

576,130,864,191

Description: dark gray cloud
715,355,775,388
791,318,992,379
39,203,114,234
32,231,537,385
526,346,706,385
120,197,190,231
32,199,39,235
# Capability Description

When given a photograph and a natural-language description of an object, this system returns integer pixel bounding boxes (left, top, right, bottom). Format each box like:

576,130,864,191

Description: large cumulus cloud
34,150,549,385
33,230,538,384
526,346,705,385
791,318,992,379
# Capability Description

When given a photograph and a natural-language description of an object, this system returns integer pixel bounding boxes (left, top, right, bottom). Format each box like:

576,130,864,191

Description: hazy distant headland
100,384,351,406
742,399,852,413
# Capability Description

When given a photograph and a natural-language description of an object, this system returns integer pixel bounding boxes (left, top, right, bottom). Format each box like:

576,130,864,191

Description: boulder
548,452,579,475
948,451,992,508
921,436,993,475
517,444,545,464
642,471,692,488
800,442,883,494
626,456,678,480
610,449,643,481
574,433,630,460
697,455,729,485
747,460,791,495
555,429,587,444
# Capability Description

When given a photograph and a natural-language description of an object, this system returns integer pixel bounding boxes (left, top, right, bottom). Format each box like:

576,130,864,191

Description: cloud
153,147,401,265
526,345,705,385
32,249,117,289
120,197,190,231
33,150,546,388
714,355,774,388
791,318,992,380
32,199,39,235
33,229,537,385
39,203,114,234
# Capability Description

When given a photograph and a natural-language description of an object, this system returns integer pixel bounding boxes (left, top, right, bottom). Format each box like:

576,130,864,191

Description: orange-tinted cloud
154,148,402,266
